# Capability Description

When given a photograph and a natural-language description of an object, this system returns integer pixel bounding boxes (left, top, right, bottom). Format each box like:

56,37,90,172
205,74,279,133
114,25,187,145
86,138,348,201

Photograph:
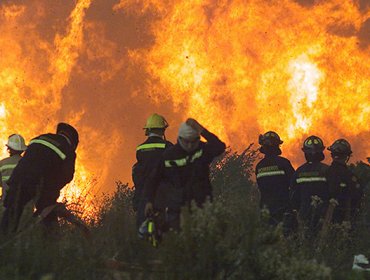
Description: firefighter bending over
0,123,78,233
255,131,295,226
144,118,226,231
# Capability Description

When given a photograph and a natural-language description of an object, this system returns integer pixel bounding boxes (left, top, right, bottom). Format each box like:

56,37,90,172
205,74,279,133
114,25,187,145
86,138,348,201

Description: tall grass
0,148,369,279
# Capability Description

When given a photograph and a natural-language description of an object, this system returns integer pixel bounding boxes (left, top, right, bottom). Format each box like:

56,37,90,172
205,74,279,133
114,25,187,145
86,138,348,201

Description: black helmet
327,139,352,156
302,135,325,154
57,123,79,149
259,131,283,146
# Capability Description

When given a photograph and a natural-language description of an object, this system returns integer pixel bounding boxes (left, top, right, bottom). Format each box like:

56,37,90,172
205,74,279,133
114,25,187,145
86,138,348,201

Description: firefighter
0,123,78,233
0,134,27,203
255,131,295,226
326,139,363,225
132,113,173,230
144,118,226,230
290,135,329,236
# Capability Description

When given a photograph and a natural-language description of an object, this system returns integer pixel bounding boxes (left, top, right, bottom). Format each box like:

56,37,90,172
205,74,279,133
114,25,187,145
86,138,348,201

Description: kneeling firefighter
143,118,226,231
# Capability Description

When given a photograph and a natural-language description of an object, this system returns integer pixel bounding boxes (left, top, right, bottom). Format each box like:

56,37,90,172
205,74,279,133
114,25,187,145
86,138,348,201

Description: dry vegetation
0,147,369,279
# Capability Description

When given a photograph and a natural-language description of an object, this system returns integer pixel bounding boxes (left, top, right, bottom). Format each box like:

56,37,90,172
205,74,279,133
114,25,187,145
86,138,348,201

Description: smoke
0,0,369,195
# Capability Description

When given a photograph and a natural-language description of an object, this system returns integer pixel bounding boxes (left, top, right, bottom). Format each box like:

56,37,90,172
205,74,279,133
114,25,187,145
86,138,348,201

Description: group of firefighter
0,114,365,242
133,113,365,242
0,123,79,234
256,131,363,237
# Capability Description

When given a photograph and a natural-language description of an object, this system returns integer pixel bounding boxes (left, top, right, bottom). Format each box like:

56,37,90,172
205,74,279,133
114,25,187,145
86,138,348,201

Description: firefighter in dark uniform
144,118,226,230
255,131,295,226
132,113,173,229
0,123,78,233
290,135,329,236
326,139,363,225
0,134,27,203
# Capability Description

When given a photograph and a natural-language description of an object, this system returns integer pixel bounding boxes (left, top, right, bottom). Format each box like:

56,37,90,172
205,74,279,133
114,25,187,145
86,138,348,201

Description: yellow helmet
143,113,169,129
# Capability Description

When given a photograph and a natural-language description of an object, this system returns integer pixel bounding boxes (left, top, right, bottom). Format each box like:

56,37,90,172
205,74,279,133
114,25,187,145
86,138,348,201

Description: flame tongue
0,0,92,208
0,0,369,215
119,0,370,158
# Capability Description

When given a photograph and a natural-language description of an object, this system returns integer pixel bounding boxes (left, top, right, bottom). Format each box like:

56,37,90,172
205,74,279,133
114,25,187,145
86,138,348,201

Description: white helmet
6,134,27,151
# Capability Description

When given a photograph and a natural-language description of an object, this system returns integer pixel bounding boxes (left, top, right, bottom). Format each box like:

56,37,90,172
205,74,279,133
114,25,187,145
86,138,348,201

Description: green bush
0,153,369,279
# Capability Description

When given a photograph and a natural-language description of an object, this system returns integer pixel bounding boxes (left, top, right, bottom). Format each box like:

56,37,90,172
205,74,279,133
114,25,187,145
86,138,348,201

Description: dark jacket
0,154,22,202
132,136,173,209
290,162,329,221
255,155,295,214
327,161,363,223
144,129,226,211
5,133,76,209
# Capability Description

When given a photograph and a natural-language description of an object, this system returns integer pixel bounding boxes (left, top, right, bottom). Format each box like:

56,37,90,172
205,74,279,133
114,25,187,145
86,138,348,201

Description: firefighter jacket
5,133,76,210
0,154,22,201
255,155,295,214
144,129,226,211
326,161,363,223
290,162,329,221
132,136,173,209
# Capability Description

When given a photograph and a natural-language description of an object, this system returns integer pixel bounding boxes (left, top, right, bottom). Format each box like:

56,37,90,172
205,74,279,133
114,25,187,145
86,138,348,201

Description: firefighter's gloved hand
186,118,204,134
144,202,153,217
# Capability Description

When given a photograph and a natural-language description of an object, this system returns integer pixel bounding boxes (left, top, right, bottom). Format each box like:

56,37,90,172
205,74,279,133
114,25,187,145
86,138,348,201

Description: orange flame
0,0,94,214
0,1,368,214
118,0,370,162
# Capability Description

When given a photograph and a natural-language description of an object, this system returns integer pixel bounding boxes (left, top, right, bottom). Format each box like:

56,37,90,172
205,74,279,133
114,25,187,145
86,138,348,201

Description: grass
0,147,369,279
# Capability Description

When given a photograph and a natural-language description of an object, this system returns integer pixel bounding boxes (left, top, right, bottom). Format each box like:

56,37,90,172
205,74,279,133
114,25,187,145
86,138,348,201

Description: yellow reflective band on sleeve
165,158,186,167
2,175,10,182
340,183,347,188
29,139,66,160
136,143,166,151
191,150,203,162
256,170,285,178
0,164,17,173
165,149,203,167
296,177,327,184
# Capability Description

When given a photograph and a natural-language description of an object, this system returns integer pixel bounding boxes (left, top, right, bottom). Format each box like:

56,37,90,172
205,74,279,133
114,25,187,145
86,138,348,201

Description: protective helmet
259,131,283,146
327,139,352,156
57,123,79,149
302,135,325,154
6,134,27,151
143,114,168,129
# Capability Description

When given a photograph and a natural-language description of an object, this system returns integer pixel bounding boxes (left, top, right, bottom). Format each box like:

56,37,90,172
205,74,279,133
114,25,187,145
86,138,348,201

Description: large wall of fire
0,0,369,197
